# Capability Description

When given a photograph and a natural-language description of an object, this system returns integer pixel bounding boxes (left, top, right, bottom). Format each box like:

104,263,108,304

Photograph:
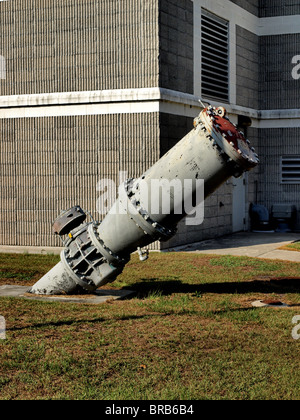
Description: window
281,156,300,184
201,10,229,102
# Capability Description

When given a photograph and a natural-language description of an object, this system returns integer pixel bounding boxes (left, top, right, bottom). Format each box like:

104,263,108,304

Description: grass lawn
0,251,299,400
280,241,300,252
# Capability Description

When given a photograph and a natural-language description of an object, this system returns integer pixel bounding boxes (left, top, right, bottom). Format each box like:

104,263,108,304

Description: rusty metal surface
52,206,86,236
198,106,259,171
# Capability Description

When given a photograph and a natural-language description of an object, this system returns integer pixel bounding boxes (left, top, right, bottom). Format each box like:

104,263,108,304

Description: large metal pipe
29,106,259,295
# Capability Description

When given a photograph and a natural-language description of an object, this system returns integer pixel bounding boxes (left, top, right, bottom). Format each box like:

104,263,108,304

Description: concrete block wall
246,127,260,207
162,182,233,249
231,0,300,17
260,0,300,17
0,0,160,95
255,4,300,225
159,0,194,94
260,33,300,110
255,128,300,212
236,26,260,110
229,0,259,16
0,113,160,247
0,0,163,250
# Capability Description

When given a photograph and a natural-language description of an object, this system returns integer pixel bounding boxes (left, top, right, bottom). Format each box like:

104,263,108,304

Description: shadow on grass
7,307,259,333
6,316,141,332
126,277,300,299
6,278,299,332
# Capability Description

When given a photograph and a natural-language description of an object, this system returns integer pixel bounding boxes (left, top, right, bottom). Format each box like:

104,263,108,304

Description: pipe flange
88,223,129,267
60,250,96,292
121,181,177,242
199,106,259,172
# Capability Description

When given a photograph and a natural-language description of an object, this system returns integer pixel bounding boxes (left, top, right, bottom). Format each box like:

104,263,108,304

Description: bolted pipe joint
29,106,259,295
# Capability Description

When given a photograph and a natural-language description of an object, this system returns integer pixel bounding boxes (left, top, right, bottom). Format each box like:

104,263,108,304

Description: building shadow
125,277,300,299
165,232,300,253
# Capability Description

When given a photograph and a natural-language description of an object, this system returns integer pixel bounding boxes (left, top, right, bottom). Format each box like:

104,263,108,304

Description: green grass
280,241,300,253
0,252,299,400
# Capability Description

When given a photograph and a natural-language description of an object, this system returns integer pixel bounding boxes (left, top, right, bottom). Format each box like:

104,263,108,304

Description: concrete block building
0,0,300,252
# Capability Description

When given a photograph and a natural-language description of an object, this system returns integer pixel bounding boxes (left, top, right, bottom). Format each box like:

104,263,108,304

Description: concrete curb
0,285,135,305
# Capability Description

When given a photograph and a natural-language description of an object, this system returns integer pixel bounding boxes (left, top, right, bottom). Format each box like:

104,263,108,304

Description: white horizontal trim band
0,101,161,119
258,15,300,36
0,88,202,119
0,88,201,109
0,88,164,108
0,88,299,128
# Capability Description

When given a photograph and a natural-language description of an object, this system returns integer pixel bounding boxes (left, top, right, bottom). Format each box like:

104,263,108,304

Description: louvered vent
281,156,300,184
201,10,229,102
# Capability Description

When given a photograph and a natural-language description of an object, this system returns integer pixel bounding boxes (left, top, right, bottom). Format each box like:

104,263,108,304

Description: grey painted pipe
29,106,259,295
